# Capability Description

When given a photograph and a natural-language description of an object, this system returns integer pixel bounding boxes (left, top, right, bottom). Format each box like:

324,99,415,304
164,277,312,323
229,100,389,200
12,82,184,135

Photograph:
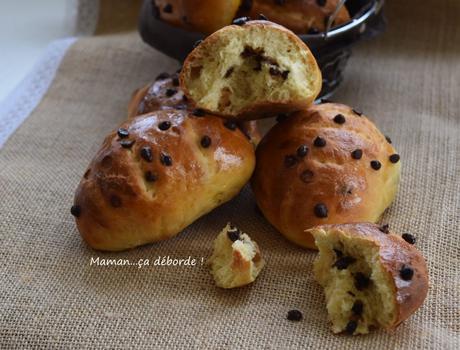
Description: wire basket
139,0,386,99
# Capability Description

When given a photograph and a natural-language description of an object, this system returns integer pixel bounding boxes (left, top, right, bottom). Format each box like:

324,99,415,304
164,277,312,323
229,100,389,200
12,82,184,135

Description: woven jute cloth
0,0,459,348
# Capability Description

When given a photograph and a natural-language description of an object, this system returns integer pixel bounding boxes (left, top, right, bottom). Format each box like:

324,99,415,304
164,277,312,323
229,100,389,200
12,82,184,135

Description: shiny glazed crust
239,0,350,34
74,109,256,251
308,223,429,329
153,0,242,34
251,103,401,249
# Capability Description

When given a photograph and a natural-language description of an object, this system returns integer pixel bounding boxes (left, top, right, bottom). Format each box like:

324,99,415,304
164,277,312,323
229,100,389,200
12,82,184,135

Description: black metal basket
139,0,386,99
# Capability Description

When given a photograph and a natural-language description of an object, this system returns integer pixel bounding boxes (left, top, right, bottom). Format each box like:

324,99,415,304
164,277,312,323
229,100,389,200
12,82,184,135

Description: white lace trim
0,0,99,148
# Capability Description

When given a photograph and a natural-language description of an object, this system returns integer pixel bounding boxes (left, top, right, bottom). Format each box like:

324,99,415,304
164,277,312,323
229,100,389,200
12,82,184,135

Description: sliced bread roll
180,20,322,120
308,223,429,335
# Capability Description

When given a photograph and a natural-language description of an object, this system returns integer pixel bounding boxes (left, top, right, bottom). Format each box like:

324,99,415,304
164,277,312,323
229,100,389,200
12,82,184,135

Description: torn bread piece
180,20,322,120
308,223,429,335
208,223,265,288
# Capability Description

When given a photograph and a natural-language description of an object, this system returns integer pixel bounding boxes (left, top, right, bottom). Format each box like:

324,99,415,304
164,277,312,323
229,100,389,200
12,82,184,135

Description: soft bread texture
308,223,429,335
239,0,351,34
153,0,242,34
208,223,265,288
252,103,401,249
128,72,262,145
180,20,322,120
73,110,255,251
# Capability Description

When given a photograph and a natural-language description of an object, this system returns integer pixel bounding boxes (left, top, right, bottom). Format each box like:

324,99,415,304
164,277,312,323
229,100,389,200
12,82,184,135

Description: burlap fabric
0,0,459,348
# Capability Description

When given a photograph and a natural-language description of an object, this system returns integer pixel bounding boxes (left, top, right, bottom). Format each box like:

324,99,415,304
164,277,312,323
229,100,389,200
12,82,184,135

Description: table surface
0,0,72,103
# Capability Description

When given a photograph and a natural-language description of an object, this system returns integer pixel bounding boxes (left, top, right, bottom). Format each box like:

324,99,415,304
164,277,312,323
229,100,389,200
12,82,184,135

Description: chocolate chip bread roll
238,0,351,34
251,103,401,249
72,109,255,251
180,20,322,120
128,72,262,145
152,0,242,34
308,223,429,335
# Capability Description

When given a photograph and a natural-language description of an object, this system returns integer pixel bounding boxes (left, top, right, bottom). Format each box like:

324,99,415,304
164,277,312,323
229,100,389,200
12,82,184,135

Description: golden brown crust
180,20,322,119
128,74,262,145
251,103,401,249
74,109,255,251
308,223,429,329
239,0,350,34
153,0,242,34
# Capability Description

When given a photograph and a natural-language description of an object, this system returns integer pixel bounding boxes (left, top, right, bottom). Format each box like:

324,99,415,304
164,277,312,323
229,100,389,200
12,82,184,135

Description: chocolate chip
351,149,363,160
352,109,363,116
258,13,268,20
314,203,328,218
333,114,346,124
354,273,371,290
307,27,320,35
402,233,416,245
227,226,241,242
400,265,414,280
389,154,400,163
284,155,298,168
165,89,177,97
140,147,153,162
275,0,285,5
287,310,303,321
297,145,308,158
160,152,173,166
300,170,314,183
192,108,205,117
145,171,157,182
117,128,129,138
200,135,211,148
317,0,327,6
155,72,169,80
281,70,290,80
232,17,250,26
269,67,281,76
158,121,171,131
345,320,358,335
347,291,356,297
334,256,356,270
333,249,343,257
110,195,122,208
276,113,288,122
224,120,237,131
385,135,392,144
314,136,326,147
172,77,180,86
224,67,235,78
240,0,253,11
163,4,173,13
193,40,203,48
70,205,81,218
370,160,381,170
379,224,389,234
120,139,135,148
351,300,364,316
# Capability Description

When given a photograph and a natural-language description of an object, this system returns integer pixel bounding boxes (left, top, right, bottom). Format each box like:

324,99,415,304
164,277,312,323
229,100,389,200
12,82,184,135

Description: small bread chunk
308,223,429,335
208,223,265,288
180,20,322,119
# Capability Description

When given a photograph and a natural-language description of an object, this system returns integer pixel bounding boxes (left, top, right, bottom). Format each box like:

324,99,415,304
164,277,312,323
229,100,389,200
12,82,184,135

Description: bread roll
180,20,322,120
208,223,265,288
238,0,351,34
72,109,255,251
128,72,262,145
152,0,242,34
252,103,401,249
308,223,429,335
